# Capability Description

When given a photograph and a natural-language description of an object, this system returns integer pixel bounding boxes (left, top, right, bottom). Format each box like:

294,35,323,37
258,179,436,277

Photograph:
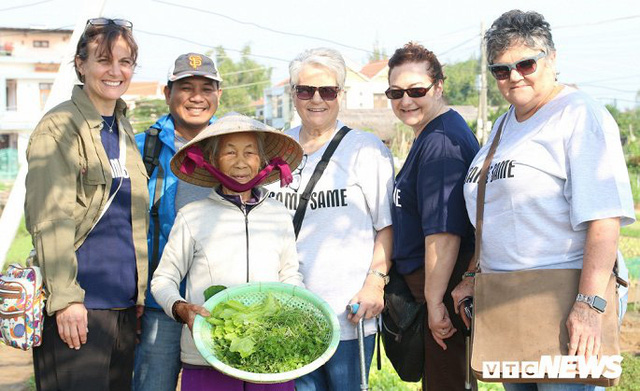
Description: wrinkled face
293,64,342,132
165,77,222,135
388,61,443,132
215,132,261,184
75,35,134,115
492,43,556,112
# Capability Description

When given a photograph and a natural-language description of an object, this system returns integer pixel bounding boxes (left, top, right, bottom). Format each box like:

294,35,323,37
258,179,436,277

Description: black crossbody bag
292,126,350,237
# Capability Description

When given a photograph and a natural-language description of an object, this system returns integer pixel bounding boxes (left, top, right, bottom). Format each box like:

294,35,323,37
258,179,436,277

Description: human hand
451,277,474,329
175,302,210,331
55,303,88,350
347,278,384,324
427,301,457,350
566,301,603,360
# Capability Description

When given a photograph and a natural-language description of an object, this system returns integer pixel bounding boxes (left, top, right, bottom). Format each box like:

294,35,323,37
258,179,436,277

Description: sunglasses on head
85,18,133,30
488,51,546,80
385,81,436,100
293,85,340,101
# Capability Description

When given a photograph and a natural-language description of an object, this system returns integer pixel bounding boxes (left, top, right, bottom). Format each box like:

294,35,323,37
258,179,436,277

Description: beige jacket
25,85,149,315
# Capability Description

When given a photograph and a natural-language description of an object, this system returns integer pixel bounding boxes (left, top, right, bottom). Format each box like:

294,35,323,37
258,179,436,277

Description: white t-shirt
266,121,394,340
464,87,635,273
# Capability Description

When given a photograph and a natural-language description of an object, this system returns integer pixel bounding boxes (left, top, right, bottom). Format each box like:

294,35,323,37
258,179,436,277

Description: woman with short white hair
267,47,395,390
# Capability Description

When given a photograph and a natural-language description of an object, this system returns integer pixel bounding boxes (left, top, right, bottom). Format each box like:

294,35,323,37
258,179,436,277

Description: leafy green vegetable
206,293,331,373
204,285,227,301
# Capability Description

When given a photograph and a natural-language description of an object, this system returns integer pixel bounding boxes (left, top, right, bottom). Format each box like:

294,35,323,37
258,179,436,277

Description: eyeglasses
488,51,546,80
85,18,133,30
289,154,308,192
385,81,436,100
293,85,340,101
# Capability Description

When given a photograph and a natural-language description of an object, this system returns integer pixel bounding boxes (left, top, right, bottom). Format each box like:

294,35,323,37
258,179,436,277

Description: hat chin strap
180,145,293,192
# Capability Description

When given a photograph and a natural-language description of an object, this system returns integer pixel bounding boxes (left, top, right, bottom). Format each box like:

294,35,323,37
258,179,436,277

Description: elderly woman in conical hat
151,112,304,391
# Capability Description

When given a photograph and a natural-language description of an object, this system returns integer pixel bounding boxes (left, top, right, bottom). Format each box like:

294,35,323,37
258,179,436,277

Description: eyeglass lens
295,86,340,101
289,154,308,191
86,18,133,29
385,82,435,100
489,52,545,80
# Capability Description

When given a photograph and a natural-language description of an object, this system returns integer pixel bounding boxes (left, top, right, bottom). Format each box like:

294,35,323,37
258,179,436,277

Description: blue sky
2,0,639,109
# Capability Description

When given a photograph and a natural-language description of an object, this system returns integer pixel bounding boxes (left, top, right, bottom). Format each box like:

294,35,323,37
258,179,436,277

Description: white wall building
0,27,73,179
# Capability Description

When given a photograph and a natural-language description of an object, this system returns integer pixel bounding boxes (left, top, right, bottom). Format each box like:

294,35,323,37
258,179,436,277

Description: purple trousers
181,365,294,391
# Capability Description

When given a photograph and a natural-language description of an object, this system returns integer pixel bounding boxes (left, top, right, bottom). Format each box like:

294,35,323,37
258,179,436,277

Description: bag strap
292,126,351,238
474,110,509,271
142,127,165,276
149,164,165,277
142,127,163,177
89,119,128,233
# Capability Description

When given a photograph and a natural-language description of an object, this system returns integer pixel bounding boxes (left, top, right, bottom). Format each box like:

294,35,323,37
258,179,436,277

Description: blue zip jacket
135,114,216,308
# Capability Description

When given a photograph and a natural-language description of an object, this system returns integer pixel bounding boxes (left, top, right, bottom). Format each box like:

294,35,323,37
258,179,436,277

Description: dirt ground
1,284,638,390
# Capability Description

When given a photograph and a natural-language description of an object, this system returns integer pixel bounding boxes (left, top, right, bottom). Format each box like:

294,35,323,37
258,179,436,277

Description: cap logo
189,55,203,70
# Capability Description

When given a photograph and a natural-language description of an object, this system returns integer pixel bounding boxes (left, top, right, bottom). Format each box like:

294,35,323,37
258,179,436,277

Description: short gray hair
485,10,555,64
289,48,346,89
205,132,268,168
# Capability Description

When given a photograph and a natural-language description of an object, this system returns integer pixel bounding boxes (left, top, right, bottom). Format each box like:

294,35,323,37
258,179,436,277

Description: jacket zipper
242,205,249,283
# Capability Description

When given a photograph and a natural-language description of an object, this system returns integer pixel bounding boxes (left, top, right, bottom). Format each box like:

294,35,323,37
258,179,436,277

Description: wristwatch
575,293,607,314
368,269,390,285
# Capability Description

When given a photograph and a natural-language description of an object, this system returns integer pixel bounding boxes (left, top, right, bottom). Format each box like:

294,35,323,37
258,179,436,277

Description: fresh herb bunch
206,293,331,373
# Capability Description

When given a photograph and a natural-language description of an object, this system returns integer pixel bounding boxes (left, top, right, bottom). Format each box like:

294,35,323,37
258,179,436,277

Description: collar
151,114,218,152
71,85,127,131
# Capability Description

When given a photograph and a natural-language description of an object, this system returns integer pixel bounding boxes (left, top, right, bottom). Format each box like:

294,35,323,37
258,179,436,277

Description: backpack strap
142,127,165,277
142,127,163,177
292,126,351,238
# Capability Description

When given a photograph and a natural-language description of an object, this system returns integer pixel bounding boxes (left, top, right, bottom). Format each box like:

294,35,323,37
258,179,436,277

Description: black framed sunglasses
293,85,340,101
385,81,436,100
85,18,133,30
488,51,546,80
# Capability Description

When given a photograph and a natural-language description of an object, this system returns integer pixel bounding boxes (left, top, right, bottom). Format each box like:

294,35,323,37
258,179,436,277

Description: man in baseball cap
133,52,222,391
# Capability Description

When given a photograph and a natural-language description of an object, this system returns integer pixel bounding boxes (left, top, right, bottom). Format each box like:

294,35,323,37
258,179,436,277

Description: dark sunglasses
488,51,546,80
293,85,340,101
85,18,133,30
385,81,436,100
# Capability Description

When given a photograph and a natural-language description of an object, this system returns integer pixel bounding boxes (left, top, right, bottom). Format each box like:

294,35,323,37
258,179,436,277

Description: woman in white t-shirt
451,10,635,391
267,48,395,391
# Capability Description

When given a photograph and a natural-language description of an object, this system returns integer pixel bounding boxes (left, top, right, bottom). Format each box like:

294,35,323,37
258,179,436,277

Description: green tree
213,45,272,116
442,58,505,107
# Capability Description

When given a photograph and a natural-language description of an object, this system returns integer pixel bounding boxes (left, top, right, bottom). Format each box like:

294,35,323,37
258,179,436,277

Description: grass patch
613,353,640,390
4,217,32,271
621,212,640,238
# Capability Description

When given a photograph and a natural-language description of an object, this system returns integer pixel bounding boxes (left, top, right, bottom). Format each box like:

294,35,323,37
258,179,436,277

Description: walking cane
347,303,369,391
460,297,474,390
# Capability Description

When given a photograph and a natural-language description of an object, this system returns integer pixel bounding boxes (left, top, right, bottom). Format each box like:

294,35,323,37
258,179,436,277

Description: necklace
103,116,116,133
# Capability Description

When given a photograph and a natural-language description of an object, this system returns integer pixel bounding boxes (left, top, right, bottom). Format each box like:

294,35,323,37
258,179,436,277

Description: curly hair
485,10,555,64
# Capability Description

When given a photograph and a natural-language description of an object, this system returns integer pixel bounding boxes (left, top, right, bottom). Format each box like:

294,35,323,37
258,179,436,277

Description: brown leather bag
470,111,622,387
471,269,621,386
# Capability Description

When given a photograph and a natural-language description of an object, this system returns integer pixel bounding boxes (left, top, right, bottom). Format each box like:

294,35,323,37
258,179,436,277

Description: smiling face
388,61,443,134
293,64,342,134
215,132,261,199
492,43,557,119
75,35,134,115
165,76,222,140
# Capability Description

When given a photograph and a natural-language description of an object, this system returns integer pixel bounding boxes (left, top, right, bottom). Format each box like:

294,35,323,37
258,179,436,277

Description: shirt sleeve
151,212,195,319
416,133,472,237
25,130,85,315
565,102,635,230
354,135,395,231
